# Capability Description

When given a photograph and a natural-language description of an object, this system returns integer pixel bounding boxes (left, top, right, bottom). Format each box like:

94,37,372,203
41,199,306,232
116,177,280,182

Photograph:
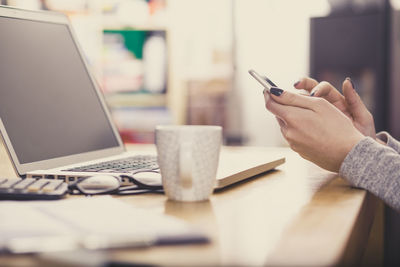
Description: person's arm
264,89,400,211
340,137,400,211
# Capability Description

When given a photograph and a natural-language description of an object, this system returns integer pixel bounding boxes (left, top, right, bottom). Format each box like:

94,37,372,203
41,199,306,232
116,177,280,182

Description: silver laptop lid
0,6,125,176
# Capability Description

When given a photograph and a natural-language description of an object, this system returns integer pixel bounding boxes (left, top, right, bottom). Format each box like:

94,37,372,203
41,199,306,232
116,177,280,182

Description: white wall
168,0,233,80
234,0,330,146
167,0,330,146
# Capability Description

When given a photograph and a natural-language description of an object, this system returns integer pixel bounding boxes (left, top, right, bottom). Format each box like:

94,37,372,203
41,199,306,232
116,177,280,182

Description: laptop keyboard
63,155,158,173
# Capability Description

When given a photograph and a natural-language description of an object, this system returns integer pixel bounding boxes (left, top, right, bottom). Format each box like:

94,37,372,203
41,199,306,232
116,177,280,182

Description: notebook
0,196,208,254
0,6,284,189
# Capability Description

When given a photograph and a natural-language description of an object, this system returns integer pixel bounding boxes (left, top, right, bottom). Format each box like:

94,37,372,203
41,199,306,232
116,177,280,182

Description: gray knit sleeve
339,137,400,211
376,131,400,153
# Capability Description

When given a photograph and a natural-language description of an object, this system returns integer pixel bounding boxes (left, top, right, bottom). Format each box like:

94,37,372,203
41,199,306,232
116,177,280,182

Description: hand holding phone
248,69,282,94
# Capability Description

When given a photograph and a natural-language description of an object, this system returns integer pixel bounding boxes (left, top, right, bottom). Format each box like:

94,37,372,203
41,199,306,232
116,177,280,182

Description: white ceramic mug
155,125,222,202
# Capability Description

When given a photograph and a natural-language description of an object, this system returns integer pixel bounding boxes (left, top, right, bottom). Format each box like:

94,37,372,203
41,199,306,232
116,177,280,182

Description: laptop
0,6,284,189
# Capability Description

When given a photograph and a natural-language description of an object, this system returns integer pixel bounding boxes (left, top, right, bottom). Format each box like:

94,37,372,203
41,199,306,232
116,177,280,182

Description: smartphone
248,69,279,93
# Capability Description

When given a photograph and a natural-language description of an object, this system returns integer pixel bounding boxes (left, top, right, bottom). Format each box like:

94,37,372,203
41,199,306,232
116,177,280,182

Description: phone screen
248,69,278,93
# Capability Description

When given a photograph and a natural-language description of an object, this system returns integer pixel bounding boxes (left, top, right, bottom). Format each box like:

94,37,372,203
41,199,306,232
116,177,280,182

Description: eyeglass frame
68,169,163,196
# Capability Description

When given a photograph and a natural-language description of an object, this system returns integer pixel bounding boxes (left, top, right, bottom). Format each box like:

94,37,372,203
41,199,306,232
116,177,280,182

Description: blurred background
3,0,400,147
2,0,400,265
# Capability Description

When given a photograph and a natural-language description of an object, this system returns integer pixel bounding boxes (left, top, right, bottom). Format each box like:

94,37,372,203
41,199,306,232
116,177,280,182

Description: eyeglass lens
76,175,121,195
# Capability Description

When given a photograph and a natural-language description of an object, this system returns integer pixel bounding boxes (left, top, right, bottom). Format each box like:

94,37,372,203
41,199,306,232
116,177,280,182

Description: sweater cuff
339,137,381,187
377,131,400,153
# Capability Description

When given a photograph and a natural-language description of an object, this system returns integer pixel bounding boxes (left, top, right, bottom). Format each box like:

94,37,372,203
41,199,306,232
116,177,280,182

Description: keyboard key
0,178,22,189
13,178,36,190
27,179,50,192
42,180,64,192
63,155,158,173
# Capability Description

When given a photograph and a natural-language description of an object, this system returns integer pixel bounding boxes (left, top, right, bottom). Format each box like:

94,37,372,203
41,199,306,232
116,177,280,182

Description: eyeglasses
68,170,163,196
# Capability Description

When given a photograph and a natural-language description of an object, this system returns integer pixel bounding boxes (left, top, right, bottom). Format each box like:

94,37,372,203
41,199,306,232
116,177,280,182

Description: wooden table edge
265,177,378,266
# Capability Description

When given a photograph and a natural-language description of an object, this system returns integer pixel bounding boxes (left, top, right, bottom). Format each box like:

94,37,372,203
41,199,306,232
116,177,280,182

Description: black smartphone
248,69,281,93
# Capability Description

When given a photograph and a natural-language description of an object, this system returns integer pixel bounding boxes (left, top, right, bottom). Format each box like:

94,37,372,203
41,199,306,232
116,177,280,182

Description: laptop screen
0,15,120,164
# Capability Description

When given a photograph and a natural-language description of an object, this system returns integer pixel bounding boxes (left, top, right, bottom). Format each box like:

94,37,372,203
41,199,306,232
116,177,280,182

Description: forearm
340,137,400,211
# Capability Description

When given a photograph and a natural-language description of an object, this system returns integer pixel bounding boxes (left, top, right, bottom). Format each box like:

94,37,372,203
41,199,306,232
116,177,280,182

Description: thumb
342,78,368,120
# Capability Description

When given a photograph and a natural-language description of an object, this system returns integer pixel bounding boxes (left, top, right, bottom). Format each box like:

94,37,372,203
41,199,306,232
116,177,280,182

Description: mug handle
179,139,193,189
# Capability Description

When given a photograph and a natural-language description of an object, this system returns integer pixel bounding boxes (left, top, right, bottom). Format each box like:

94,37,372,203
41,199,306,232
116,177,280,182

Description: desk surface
0,145,378,266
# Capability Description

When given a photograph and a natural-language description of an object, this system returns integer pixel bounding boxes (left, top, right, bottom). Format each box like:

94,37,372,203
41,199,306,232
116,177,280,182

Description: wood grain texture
0,144,378,266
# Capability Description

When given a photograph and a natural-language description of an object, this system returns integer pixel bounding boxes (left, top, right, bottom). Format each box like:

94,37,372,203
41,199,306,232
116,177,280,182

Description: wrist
342,132,364,162
349,132,364,150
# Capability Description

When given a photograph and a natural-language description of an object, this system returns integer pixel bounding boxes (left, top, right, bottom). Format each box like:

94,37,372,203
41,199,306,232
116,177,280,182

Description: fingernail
346,77,356,90
270,87,284,96
310,88,318,96
293,80,300,87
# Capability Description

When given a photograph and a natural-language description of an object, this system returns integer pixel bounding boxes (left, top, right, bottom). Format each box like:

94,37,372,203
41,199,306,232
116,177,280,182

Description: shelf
103,26,167,32
111,106,172,144
101,29,167,94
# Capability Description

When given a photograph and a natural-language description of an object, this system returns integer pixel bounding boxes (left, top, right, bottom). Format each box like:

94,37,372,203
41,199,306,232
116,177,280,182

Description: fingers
342,78,358,106
276,116,286,128
294,78,344,103
264,90,318,127
275,116,288,135
311,81,340,98
268,89,318,111
342,78,367,120
264,91,295,123
294,77,319,92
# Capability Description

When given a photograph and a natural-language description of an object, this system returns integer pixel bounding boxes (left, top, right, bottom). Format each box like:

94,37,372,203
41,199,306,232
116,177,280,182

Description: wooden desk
0,145,381,266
